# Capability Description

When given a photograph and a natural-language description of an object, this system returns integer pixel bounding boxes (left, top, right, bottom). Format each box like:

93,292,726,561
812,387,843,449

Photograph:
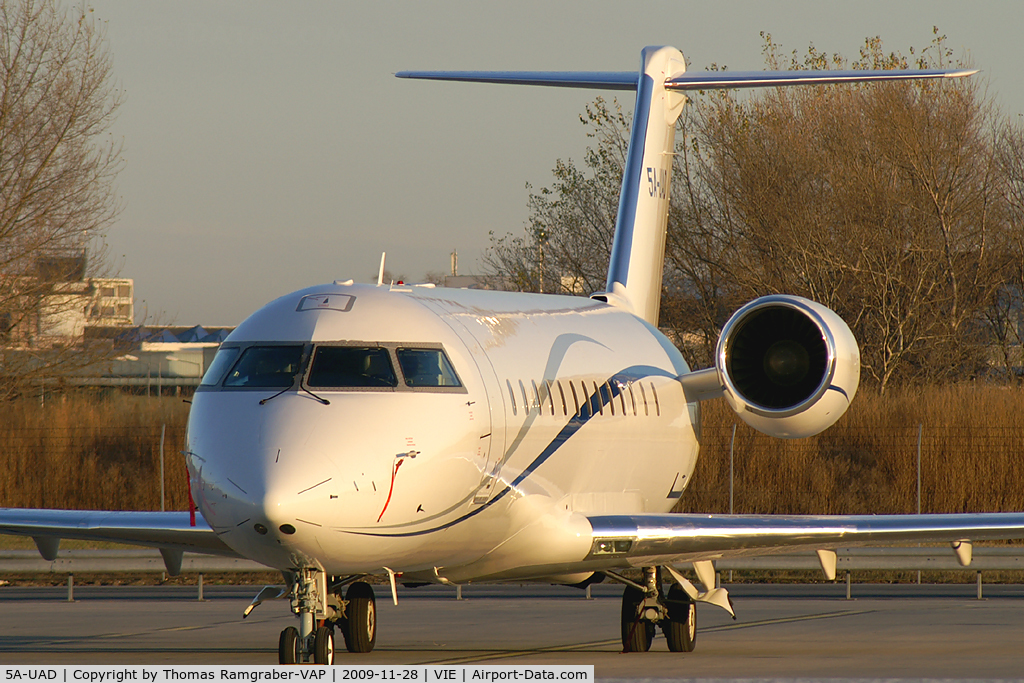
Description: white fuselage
186,282,698,583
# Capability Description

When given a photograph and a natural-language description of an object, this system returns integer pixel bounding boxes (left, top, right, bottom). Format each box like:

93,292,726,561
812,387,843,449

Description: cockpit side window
223,345,303,388
396,348,462,387
307,346,397,388
200,346,239,386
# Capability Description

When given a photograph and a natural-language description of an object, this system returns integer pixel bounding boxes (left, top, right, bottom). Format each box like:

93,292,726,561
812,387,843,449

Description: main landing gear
277,568,377,664
618,567,696,653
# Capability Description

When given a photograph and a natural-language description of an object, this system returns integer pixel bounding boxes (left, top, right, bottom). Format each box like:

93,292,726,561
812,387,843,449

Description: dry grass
2,385,1023,519
0,392,190,510
680,384,1024,516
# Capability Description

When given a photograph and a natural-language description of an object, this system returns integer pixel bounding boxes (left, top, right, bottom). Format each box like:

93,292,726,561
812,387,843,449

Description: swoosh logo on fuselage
341,363,675,539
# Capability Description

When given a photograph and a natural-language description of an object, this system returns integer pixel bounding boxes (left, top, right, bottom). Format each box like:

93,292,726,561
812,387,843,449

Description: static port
253,523,268,535
279,524,296,535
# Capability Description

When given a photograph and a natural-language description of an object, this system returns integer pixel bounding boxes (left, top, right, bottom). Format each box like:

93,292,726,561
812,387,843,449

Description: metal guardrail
1,547,1022,575
716,547,1024,572
1,547,1022,602
0,549,266,574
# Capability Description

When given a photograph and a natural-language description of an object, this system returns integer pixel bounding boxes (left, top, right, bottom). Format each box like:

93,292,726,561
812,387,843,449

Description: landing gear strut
618,567,696,653
277,569,378,663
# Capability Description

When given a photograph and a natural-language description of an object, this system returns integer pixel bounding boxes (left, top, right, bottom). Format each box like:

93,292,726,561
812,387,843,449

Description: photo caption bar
0,666,594,683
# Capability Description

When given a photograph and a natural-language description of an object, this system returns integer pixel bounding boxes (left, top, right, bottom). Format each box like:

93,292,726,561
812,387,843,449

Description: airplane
3,45,1024,665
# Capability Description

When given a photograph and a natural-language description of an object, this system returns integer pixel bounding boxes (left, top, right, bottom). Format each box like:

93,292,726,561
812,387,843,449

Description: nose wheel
341,581,377,653
277,570,377,663
314,625,335,664
278,626,299,664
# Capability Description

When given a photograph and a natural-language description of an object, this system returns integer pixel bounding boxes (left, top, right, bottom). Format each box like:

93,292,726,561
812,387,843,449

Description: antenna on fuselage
377,252,386,286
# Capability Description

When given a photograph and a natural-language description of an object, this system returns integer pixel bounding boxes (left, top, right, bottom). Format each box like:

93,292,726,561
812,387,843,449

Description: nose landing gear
276,569,378,664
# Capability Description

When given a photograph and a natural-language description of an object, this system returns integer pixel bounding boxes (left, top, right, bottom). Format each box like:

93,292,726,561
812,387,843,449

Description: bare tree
985,119,1024,379
490,31,1019,389
481,99,626,295
687,32,1005,390
0,0,123,397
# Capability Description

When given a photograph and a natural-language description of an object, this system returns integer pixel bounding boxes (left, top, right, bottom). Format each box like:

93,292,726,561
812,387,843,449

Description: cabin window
396,348,461,387
556,380,567,416
507,379,517,416
519,380,529,411
617,381,627,415
627,384,637,416
592,381,604,416
201,347,240,386
650,382,661,416
308,346,397,388
639,382,649,416
530,380,541,412
224,345,303,388
579,381,591,418
544,380,556,415
569,381,580,415
602,381,615,416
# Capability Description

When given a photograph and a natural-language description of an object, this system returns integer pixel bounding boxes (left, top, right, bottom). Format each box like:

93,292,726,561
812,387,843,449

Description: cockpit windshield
223,345,303,388
396,348,462,387
307,347,397,388
200,342,463,393
200,347,239,386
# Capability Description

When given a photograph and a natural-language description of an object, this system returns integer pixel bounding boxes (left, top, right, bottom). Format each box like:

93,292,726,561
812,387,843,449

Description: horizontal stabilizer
664,68,978,90
397,67,976,93
395,70,638,90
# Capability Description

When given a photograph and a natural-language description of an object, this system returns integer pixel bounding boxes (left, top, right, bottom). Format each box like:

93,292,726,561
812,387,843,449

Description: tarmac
0,583,1022,679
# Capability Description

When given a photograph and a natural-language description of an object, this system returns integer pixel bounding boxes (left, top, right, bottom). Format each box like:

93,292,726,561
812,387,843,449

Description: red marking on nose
377,459,405,523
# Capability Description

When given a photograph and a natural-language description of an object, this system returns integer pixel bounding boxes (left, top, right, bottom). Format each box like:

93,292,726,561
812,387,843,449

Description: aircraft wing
0,508,239,558
586,512,1024,567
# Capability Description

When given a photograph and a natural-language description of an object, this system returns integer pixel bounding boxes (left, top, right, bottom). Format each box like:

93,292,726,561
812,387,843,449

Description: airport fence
2,547,1023,601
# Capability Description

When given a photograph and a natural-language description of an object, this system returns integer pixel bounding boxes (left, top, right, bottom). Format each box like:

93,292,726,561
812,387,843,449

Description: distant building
1,251,135,349
80,324,236,393
1,250,237,395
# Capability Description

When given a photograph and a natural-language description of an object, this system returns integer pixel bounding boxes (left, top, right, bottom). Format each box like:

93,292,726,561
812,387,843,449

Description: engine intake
716,295,859,438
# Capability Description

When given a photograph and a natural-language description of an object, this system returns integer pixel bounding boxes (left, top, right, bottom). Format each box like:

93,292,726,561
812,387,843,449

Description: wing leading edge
0,508,238,557
585,512,1024,567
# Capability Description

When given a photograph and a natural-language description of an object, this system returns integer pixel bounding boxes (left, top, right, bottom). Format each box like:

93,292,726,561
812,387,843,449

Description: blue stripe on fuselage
344,365,674,538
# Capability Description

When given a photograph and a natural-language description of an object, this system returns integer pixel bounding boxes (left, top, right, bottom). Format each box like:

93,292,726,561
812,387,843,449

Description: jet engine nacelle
716,295,860,439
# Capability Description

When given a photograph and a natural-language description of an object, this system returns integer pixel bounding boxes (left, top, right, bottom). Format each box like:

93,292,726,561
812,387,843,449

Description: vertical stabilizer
596,46,687,325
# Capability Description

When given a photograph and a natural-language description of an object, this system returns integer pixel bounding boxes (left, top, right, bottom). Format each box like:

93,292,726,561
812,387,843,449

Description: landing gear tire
279,626,299,664
314,625,335,664
662,583,696,652
620,586,654,652
343,581,377,653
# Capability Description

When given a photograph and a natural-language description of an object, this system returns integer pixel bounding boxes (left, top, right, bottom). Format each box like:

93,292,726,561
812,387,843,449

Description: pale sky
85,0,1024,326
